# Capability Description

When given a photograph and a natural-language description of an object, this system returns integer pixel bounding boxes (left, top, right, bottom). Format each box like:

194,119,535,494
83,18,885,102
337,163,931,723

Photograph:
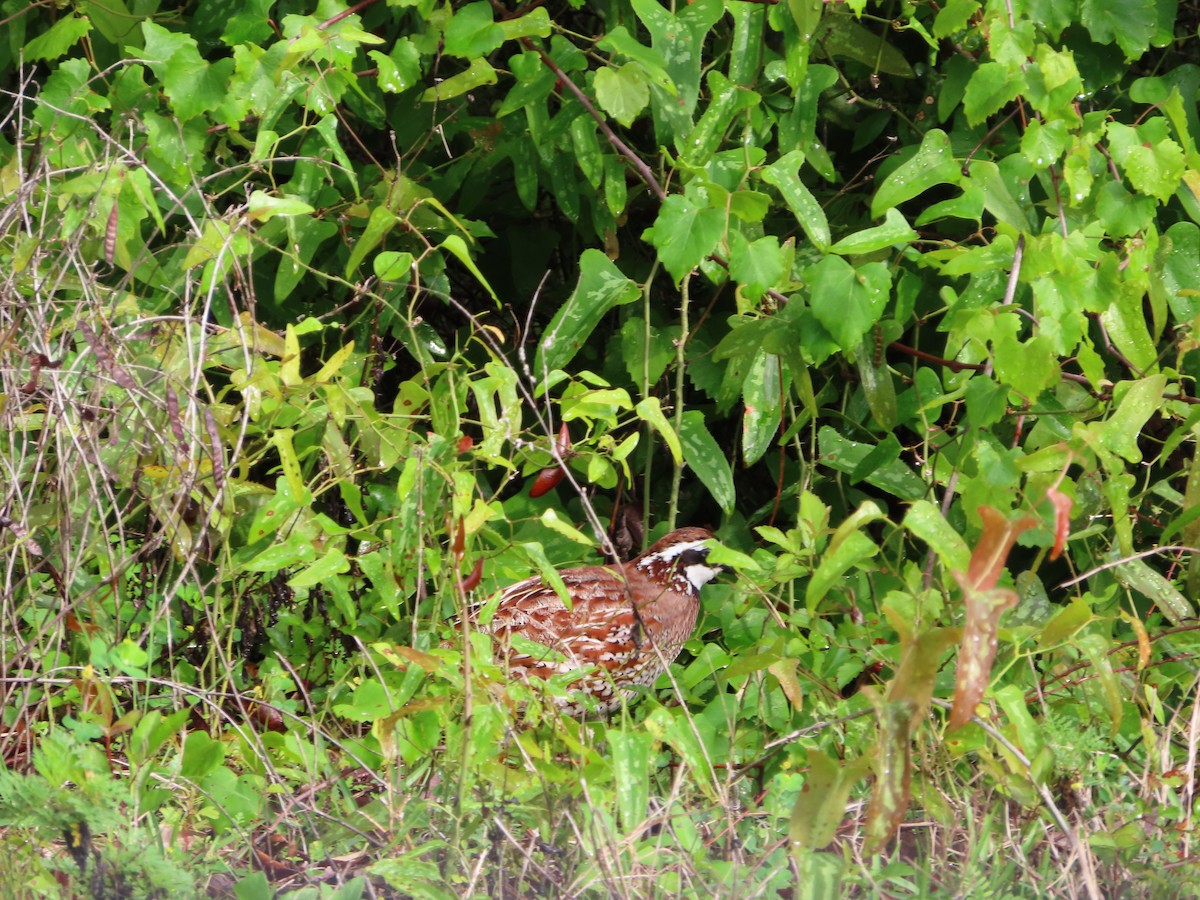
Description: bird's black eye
677,548,709,567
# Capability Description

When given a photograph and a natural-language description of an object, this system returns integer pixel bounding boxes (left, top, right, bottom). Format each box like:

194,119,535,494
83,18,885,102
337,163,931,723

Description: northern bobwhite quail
465,527,720,715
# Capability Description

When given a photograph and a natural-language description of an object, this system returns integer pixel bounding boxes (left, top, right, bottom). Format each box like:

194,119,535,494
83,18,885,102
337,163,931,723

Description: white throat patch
683,562,720,592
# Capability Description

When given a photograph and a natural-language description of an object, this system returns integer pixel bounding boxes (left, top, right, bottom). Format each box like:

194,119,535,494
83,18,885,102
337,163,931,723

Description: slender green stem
641,262,659,536
667,273,691,531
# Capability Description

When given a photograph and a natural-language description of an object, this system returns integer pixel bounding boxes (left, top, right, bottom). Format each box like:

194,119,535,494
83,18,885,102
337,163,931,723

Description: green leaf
1160,222,1200,321
1107,120,1186,202
536,249,640,375
373,251,414,282
680,411,735,513
1081,0,1157,60
246,191,315,222
818,16,914,78
933,0,980,38
596,26,677,96
818,427,927,500
641,195,725,283
635,397,682,465
903,500,971,573
24,14,91,61
962,61,1023,126
289,547,350,589
728,233,784,300
594,63,650,127
872,130,962,216
829,208,918,256
441,235,499,306
609,730,651,832
421,59,497,102
742,351,784,466
442,2,504,58
807,530,877,609
496,7,552,43
141,22,234,122
762,151,830,251
807,256,891,351
1097,375,1167,463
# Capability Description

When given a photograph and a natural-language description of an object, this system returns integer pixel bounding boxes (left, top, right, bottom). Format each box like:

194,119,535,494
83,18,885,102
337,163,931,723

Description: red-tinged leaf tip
1046,486,1072,561
964,506,1039,593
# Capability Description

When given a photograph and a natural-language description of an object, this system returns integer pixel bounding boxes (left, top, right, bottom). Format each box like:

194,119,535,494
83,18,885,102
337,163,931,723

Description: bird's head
636,527,721,593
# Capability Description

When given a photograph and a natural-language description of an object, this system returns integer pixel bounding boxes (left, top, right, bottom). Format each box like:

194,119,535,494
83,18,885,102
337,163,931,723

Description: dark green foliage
2,0,1200,894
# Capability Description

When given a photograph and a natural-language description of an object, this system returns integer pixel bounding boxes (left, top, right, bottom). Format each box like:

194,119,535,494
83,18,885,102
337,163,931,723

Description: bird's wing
470,567,645,674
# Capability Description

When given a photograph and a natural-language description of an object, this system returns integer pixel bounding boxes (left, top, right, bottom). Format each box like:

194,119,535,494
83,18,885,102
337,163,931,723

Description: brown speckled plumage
467,527,719,715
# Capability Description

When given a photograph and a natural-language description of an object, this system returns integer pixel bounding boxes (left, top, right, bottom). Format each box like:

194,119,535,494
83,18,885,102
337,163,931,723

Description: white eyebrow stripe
642,540,711,563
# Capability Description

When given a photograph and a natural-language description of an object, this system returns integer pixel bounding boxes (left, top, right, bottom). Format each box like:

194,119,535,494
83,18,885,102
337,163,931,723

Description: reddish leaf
529,465,565,498
1046,485,1072,561
948,506,1037,730
462,556,483,592
864,694,915,853
456,434,474,454
556,421,572,455
961,506,1038,593
451,519,465,557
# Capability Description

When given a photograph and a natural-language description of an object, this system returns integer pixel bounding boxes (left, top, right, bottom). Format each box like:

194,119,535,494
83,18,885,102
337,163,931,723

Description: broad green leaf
1096,180,1156,236
141,22,234,122
1081,0,1157,60
441,235,499,306
904,501,972,572
619,317,673,387
368,48,419,94
680,410,735,513
609,730,652,832
807,256,891,352
871,130,961,217
728,233,784,300
762,151,830,251
496,7,552,43
373,250,414,282
597,27,677,96
1107,120,1186,202
855,346,898,430
421,59,497,102
1097,375,1166,463
594,64,650,127
641,195,725,283
1160,222,1200,321
242,532,319,573
933,0,980,38
442,2,504,58
790,750,871,850
24,14,91,61
819,16,914,77
345,206,397,278
630,0,723,114
807,531,877,609
247,191,315,222
635,397,682,465
829,208,917,256
536,250,640,375
289,547,350,589
819,427,927,500
742,350,783,466
540,509,595,547
1109,550,1195,625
